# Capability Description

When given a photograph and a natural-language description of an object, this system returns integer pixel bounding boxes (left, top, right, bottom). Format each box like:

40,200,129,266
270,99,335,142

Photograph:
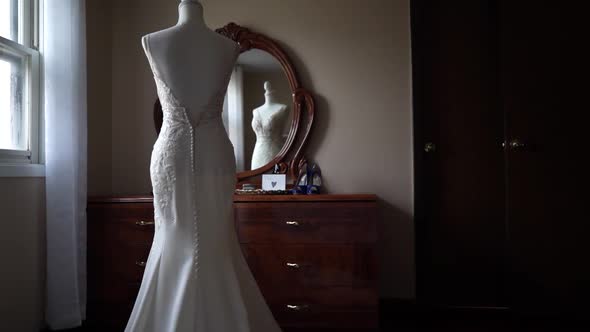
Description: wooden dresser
87,194,378,331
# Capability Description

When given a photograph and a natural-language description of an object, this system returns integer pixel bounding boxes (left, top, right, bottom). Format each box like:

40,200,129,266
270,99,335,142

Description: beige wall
0,178,46,331
90,0,414,299
87,0,113,196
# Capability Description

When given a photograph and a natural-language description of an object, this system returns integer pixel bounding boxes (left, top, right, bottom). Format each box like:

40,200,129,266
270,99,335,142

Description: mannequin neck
177,1,205,27
264,92,277,105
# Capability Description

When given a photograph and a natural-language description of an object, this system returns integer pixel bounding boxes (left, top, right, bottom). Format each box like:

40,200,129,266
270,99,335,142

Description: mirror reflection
223,49,293,172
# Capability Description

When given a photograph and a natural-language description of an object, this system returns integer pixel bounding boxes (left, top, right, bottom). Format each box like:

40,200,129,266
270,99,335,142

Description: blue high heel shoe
306,163,322,194
291,163,308,195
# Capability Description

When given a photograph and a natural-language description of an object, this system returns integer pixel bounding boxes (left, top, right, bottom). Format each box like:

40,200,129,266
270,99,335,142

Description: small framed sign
262,174,286,191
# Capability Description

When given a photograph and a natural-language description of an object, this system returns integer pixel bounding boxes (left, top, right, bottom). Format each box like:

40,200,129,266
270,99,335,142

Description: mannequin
127,1,283,332
251,81,289,169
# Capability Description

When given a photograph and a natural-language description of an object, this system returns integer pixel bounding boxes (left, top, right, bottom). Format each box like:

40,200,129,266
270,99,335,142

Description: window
0,0,41,169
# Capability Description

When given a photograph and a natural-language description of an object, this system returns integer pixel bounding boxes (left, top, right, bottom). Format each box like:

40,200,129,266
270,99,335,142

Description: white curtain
44,0,87,329
227,66,245,171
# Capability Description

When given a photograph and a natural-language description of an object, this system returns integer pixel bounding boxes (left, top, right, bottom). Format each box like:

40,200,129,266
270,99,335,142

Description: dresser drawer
243,244,377,288
87,285,137,331
89,244,151,283
87,300,133,331
235,202,377,244
273,309,378,329
266,287,378,329
88,202,154,287
87,271,141,306
88,202,155,248
105,218,154,247
265,287,377,313
87,202,154,219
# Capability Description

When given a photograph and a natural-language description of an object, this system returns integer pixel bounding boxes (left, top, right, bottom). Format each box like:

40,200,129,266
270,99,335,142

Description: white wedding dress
251,106,288,169
125,35,282,332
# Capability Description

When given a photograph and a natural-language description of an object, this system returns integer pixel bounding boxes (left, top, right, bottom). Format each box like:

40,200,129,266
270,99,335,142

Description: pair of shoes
291,162,322,195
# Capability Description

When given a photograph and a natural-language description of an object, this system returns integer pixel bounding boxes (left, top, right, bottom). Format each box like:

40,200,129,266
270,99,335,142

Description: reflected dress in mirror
251,81,288,169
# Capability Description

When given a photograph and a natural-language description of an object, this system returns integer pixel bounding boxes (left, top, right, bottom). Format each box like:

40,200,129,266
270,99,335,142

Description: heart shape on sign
271,181,277,188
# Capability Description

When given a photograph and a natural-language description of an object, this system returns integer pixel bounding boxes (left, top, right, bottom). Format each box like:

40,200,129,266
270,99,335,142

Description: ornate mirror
154,23,315,185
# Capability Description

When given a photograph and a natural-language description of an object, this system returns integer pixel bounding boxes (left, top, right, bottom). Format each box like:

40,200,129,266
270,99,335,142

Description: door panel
501,2,587,317
414,0,584,315
413,0,507,308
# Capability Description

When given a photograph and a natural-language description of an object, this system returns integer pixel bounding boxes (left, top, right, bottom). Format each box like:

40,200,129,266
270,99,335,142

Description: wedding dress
124,35,282,332
250,107,288,169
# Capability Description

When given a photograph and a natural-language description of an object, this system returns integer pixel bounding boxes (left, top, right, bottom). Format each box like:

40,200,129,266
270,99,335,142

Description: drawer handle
287,304,309,311
286,262,300,269
136,220,155,226
285,221,300,226
135,261,146,267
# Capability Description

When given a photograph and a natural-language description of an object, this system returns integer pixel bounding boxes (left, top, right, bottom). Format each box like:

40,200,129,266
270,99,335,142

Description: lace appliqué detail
150,109,190,226
148,62,201,277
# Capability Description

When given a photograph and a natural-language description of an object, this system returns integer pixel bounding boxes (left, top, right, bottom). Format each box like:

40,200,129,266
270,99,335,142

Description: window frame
0,0,43,177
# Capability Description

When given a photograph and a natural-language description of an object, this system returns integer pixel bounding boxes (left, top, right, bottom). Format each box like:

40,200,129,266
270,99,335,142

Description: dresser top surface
88,194,377,204
234,194,377,202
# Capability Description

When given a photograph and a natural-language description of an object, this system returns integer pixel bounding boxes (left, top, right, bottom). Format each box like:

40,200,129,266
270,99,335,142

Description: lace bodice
251,106,288,140
250,106,288,169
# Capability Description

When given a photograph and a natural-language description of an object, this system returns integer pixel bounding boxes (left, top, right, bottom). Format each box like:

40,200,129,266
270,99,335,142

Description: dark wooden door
501,2,587,318
413,0,508,308
414,0,585,316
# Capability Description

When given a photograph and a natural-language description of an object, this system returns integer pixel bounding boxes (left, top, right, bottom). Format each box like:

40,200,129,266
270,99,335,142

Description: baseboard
379,297,589,324
40,324,87,332
380,297,514,322
379,298,418,314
